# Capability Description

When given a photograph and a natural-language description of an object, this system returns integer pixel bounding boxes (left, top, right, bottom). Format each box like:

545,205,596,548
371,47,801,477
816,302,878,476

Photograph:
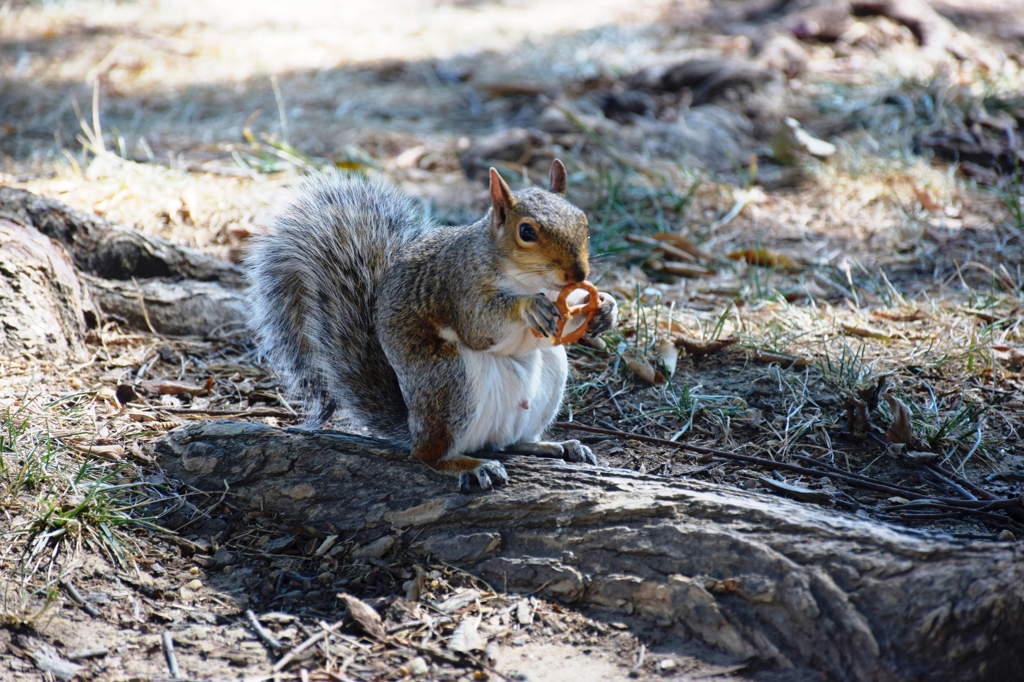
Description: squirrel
246,159,617,491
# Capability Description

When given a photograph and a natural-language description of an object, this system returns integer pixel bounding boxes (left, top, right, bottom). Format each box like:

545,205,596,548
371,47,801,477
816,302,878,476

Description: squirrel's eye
518,222,538,243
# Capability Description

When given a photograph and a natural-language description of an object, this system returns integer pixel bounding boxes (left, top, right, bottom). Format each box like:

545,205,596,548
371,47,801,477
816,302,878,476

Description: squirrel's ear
488,168,516,229
548,158,567,196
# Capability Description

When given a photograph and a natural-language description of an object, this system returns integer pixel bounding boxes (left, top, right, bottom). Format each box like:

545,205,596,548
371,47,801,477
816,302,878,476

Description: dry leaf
405,567,425,602
840,322,891,341
749,349,809,369
338,594,386,640
144,377,213,397
845,396,870,437
626,233,696,262
871,309,928,322
884,393,914,446
727,248,801,271
448,616,484,653
674,336,737,356
651,232,710,260
913,185,940,211
655,339,678,378
394,145,426,169
661,262,715,277
70,442,125,460
626,356,666,386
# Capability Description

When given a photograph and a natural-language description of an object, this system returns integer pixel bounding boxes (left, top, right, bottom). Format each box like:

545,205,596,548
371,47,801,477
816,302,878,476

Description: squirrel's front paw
583,292,617,339
457,459,509,493
522,293,561,338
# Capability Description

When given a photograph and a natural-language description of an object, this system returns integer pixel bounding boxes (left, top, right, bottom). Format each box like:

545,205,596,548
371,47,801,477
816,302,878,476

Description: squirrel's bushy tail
246,172,427,441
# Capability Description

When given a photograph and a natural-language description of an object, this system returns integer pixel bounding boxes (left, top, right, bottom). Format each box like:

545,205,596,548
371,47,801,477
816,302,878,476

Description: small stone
510,635,529,646
213,547,234,567
407,656,429,676
188,567,199,575
998,530,1015,541
179,587,195,601
150,562,165,575
658,659,677,671
185,579,203,590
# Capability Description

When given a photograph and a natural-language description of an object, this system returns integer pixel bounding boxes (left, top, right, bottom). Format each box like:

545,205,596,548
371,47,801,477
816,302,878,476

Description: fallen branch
155,420,1024,682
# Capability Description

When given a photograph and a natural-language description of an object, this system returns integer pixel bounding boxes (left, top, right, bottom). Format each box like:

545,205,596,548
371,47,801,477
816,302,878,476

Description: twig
924,462,998,500
246,609,283,654
790,454,929,499
553,422,1024,512
66,647,109,660
132,277,159,335
552,422,935,499
158,407,296,418
920,467,976,501
629,643,646,678
273,619,345,672
59,577,103,618
162,630,182,679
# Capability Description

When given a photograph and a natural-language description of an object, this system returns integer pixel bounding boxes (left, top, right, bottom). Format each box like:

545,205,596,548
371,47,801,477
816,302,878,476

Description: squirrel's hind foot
454,459,510,493
507,439,598,466
560,439,599,465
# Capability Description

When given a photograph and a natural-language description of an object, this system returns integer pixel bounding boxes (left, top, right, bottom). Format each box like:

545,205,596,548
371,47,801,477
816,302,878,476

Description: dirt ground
2,0,1024,680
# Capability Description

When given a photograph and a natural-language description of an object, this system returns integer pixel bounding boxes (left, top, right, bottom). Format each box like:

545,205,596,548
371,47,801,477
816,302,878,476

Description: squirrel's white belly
453,345,568,454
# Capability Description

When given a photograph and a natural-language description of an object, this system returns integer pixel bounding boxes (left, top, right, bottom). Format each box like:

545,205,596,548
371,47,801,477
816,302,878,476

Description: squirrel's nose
567,264,587,284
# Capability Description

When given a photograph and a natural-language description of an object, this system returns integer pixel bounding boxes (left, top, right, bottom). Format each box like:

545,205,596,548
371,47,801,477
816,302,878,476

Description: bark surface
0,219,90,362
84,276,246,337
0,186,243,286
0,187,245,340
156,420,1024,682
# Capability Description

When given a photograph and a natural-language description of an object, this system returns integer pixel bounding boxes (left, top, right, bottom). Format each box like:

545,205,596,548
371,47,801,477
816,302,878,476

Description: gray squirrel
246,159,617,491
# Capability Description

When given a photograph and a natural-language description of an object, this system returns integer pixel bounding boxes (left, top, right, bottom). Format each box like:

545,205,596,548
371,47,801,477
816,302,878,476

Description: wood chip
515,599,534,625
314,534,338,556
338,594,386,641
448,616,484,653
21,638,84,682
626,356,666,386
435,589,481,614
